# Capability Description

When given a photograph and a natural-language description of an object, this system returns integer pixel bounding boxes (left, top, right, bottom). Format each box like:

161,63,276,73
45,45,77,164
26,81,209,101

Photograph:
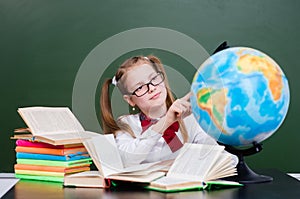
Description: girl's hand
151,92,192,134
166,92,192,124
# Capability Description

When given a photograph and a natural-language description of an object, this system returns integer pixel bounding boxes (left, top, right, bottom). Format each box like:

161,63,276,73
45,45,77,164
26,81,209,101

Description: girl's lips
150,92,161,100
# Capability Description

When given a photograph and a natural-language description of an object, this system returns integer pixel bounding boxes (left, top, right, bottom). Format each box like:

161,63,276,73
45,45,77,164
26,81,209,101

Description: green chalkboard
0,0,299,173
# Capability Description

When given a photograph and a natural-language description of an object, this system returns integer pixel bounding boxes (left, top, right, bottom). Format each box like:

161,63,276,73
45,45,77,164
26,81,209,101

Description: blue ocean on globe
191,47,290,146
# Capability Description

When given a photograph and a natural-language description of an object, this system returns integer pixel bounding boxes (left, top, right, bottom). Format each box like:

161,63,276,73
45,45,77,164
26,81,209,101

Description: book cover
17,158,92,167
14,174,64,183
16,152,90,161
15,146,88,156
15,167,90,177
15,139,84,149
14,164,91,173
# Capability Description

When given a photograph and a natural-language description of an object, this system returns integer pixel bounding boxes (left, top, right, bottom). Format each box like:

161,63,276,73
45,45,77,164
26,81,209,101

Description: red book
16,139,83,149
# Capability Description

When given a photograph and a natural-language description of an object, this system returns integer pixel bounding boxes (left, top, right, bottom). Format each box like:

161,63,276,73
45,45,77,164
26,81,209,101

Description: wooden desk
3,169,300,199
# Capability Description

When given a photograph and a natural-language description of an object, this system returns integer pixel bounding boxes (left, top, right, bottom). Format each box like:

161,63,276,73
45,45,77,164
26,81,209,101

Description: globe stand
220,142,273,184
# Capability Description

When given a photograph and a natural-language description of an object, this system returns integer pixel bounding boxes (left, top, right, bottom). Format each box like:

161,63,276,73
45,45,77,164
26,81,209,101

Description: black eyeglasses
129,72,165,97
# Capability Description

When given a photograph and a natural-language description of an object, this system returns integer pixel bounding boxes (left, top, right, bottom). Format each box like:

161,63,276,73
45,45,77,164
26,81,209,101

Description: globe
191,47,290,147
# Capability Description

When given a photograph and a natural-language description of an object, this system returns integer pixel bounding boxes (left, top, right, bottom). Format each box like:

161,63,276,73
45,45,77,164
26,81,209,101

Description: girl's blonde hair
100,55,188,142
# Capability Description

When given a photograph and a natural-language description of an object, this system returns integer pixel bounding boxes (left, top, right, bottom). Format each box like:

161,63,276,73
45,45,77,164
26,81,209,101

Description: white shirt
115,113,218,167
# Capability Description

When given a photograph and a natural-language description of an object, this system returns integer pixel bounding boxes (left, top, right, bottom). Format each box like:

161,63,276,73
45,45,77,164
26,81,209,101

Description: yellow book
15,169,65,177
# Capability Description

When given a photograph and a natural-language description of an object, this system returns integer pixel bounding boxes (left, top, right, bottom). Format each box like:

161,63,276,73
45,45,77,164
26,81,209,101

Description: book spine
15,174,64,182
15,169,65,177
17,158,92,167
17,152,67,161
15,164,66,172
15,139,84,149
14,164,91,172
16,152,90,161
16,139,64,148
15,146,87,156
15,168,93,176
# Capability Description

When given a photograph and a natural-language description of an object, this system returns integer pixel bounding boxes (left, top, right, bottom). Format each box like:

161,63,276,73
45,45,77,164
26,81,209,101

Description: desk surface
3,169,300,199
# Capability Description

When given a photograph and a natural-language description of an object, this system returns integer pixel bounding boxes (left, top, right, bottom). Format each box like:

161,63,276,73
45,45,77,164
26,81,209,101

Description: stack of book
11,107,99,183
14,139,92,183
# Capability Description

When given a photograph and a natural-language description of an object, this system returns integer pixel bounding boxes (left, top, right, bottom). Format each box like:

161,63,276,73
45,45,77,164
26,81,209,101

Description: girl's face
123,64,167,116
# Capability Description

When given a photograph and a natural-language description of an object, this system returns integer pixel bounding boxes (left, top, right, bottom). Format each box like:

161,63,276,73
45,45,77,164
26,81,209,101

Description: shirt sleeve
115,115,162,167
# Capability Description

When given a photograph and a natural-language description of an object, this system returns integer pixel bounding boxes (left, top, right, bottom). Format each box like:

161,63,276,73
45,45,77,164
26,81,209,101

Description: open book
11,107,99,145
146,143,242,192
64,134,169,188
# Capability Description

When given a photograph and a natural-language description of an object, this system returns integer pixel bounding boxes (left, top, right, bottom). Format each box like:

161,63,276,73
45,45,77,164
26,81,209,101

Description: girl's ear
123,95,135,107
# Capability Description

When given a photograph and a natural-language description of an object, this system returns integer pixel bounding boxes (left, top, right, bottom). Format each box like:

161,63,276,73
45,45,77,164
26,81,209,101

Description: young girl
100,55,226,167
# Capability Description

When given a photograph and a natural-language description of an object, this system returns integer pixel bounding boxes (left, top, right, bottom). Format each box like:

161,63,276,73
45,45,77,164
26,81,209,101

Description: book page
18,107,85,135
91,134,124,177
167,144,224,181
64,171,106,188
88,134,167,177
117,159,172,176
205,152,237,180
66,170,101,177
109,171,165,183
119,162,165,175
41,131,99,141
83,138,104,176
0,177,19,198
150,176,202,187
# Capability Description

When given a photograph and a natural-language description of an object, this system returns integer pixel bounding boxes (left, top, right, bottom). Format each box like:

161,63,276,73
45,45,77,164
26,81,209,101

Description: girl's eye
135,85,144,92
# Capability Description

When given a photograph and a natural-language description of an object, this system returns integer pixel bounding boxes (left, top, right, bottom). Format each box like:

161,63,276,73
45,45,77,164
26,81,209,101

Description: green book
17,158,92,167
15,174,64,183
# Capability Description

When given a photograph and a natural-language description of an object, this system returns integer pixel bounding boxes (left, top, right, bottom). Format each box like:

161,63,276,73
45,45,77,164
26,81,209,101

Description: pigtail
100,78,136,138
100,78,121,134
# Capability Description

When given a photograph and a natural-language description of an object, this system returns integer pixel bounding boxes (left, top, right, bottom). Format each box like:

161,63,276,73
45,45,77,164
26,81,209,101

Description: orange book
15,146,87,156
14,164,91,173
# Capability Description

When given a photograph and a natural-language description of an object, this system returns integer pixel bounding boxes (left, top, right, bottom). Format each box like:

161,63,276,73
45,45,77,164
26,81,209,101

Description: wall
0,0,299,172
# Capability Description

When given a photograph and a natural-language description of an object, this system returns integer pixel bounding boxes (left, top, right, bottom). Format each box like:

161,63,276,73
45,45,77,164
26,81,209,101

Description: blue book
16,152,90,161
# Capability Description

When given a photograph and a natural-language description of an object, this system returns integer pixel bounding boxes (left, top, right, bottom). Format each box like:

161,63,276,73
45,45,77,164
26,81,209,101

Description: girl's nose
148,83,156,93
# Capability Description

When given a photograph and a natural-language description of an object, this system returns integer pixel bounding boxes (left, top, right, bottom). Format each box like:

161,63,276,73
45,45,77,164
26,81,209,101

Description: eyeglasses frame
129,71,165,97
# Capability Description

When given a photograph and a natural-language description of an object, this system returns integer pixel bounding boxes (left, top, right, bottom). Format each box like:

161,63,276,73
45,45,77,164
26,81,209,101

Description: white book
147,143,242,192
64,134,169,188
12,106,99,145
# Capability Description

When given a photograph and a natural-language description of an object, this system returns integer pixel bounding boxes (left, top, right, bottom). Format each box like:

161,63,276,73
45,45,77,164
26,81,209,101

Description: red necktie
140,113,183,152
